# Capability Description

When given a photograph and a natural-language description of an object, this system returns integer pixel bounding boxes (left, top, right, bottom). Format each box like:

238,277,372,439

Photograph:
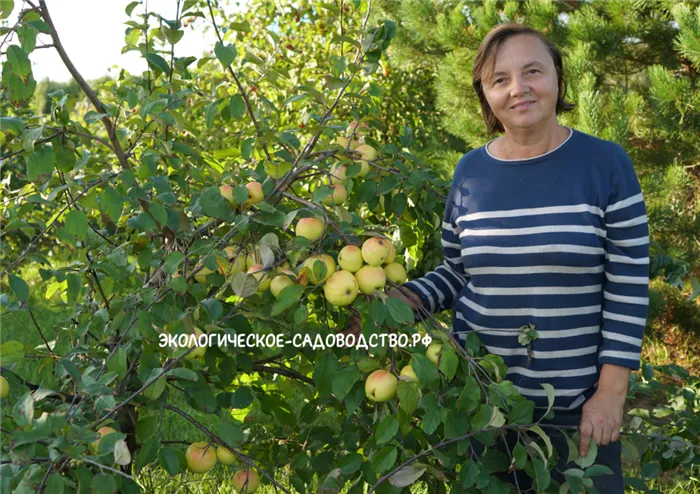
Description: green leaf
385,297,413,324
337,453,364,475
396,380,420,414
507,400,534,425
92,474,117,494
331,366,361,401
100,186,124,223
279,131,300,149
641,461,660,479
574,431,598,468
0,340,25,364
5,45,31,78
372,446,397,473
199,185,232,220
13,392,34,426
125,1,140,16
220,418,244,448
84,111,107,124
66,273,82,302
271,283,304,316
8,274,29,302
214,41,237,67
438,346,458,380
64,210,88,240
586,464,614,477
146,53,171,75
164,251,184,275
205,100,220,129
375,415,399,445
0,0,14,20
228,94,245,119
27,145,55,181
158,447,182,474
17,25,36,52
202,298,223,322
166,368,198,381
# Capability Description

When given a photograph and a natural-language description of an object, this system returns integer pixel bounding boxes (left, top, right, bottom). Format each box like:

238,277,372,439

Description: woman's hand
578,389,626,456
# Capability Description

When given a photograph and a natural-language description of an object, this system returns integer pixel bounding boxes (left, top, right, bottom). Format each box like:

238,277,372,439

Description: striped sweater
404,126,650,411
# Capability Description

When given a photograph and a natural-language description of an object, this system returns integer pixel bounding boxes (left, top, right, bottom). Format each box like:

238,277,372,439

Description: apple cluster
184,441,260,492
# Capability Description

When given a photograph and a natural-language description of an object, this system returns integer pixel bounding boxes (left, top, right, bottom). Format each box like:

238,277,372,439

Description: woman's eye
529,69,539,74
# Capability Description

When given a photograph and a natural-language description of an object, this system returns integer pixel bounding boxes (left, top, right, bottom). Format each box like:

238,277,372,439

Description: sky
6,0,249,83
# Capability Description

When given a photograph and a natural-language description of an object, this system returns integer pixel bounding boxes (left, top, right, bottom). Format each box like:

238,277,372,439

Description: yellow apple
220,184,237,207
302,254,336,285
354,144,377,161
245,182,264,205
184,328,207,361
232,469,260,493
346,121,369,138
323,270,359,307
185,442,217,473
321,184,347,206
354,265,386,295
384,263,407,284
337,245,363,272
354,160,371,177
247,264,271,292
400,364,419,384
385,242,396,264
333,136,350,149
0,376,8,398
91,426,117,453
329,164,347,185
194,266,216,284
276,261,291,271
295,217,325,242
426,343,442,366
364,369,397,402
245,247,262,270
361,237,392,266
270,270,296,298
217,446,237,465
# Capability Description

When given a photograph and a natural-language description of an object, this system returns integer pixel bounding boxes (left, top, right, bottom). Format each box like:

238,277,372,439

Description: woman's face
482,34,560,131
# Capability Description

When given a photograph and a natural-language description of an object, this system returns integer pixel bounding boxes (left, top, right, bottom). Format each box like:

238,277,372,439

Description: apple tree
1,1,698,493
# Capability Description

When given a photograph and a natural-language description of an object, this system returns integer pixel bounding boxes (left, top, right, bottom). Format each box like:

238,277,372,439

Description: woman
384,23,648,492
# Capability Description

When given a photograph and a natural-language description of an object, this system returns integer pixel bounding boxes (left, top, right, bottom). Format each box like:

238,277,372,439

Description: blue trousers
471,407,624,493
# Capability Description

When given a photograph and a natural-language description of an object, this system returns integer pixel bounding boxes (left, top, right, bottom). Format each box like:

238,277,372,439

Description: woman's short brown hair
472,23,575,135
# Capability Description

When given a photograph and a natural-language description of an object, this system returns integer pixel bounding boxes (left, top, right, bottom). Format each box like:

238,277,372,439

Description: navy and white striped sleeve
402,179,470,314
598,146,650,371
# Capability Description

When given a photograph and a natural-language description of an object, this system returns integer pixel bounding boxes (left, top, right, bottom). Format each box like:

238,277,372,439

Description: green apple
295,217,325,242
400,364,419,384
270,270,296,298
323,270,359,306
217,446,237,465
354,265,386,295
232,469,260,493
384,263,407,284
264,160,292,179
184,328,207,361
364,369,397,402
329,164,347,185
247,264,271,292
0,376,8,398
337,245,363,272
426,343,442,366
245,182,264,205
302,254,336,285
361,237,392,266
220,184,238,207
322,184,347,206
185,442,217,473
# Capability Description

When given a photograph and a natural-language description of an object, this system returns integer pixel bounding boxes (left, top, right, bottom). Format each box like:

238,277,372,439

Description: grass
2,265,699,492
